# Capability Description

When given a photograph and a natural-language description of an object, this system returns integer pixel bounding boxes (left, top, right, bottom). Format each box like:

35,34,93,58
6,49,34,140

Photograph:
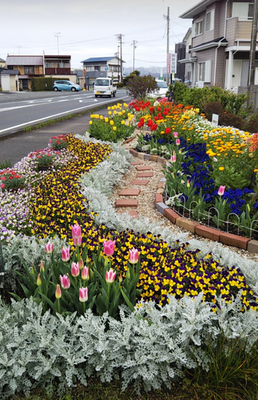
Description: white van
94,77,116,98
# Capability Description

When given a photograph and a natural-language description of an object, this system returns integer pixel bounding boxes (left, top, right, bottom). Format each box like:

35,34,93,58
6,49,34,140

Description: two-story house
179,0,258,90
81,56,123,87
5,54,74,90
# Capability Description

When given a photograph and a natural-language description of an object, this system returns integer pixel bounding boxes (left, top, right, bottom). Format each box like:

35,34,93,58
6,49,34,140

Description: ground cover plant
1,103,258,399
131,98,258,238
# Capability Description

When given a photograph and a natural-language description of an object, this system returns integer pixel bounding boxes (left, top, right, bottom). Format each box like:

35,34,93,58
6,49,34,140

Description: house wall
1,75,18,91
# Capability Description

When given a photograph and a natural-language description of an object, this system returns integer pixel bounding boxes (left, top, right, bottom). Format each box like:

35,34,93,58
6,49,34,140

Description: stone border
129,148,258,254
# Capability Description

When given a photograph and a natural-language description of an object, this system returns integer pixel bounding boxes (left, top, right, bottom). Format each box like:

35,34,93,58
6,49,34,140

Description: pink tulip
176,138,180,146
71,223,82,246
81,266,89,280
62,246,70,262
71,262,80,277
103,239,116,256
45,241,54,254
79,287,88,302
105,268,116,283
173,132,179,138
60,274,70,289
55,284,62,299
171,152,176,163
218,185,226,196
129,248,139,264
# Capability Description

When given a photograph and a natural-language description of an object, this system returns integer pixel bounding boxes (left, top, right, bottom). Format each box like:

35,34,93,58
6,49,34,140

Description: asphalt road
0,90,130,165
0,89,129,137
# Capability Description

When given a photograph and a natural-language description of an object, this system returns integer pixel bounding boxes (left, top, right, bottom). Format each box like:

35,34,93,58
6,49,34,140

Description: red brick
135,165,153,171
118,210,139,219
119,189,140,196
131,160,143,165
136,172,154,178
164,208,180,224
195,225,220,241
155,193,163,203
129,149,138,156
219,231,250,250
130,179,149,186
176,217,199,233
115,199,138,208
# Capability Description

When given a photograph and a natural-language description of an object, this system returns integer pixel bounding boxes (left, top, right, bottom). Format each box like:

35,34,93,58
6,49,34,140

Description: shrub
244,111,258,133
126,75,158,99
204,102,245,129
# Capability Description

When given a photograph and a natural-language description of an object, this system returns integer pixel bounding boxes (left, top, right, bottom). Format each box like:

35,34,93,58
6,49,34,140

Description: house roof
180,0,220,19
1,69,20,75
81,56,117,63
0,58,5,63
191,37,228,51
6,55,43,66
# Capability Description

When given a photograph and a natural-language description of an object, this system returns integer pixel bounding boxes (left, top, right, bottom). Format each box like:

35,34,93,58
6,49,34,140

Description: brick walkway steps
115,163,154,220
130,179,149,185
118,189,141,196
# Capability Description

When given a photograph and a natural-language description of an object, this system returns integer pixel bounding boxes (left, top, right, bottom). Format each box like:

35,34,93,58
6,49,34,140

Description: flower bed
1,114,258,399
130,99,258,239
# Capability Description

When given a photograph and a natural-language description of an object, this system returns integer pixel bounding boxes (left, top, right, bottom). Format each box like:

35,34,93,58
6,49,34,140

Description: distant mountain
123,66,166,78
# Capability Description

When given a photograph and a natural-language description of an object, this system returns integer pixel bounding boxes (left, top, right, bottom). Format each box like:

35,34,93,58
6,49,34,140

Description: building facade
5,54,74,90
81,56,123,87
179,0,258,90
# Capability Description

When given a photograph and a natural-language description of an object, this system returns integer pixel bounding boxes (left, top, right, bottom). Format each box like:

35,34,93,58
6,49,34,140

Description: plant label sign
212,113,219,126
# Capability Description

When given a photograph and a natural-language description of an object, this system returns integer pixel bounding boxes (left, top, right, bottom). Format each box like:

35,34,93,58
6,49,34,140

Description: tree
126,75,158,99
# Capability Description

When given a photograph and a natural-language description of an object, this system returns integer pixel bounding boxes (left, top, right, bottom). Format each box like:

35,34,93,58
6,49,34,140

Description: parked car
52,80,82,92
94,78,116,98
149,79,168,98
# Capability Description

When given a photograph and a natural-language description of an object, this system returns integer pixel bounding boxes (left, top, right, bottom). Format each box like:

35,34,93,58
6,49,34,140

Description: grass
0,160,12,169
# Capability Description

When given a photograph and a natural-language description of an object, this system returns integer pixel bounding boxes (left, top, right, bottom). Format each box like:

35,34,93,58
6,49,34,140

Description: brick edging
129,148,258,254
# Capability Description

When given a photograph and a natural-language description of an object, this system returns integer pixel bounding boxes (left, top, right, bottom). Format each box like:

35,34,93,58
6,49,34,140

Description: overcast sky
1,0,194,71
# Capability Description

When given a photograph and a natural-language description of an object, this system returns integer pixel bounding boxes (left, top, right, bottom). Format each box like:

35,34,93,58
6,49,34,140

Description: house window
206,10,214,31
248,3,254,20
94,66,100,71
195,20,203,36
199,63,205,81
24,66,35,74
198,60,211,82
232,2,254,20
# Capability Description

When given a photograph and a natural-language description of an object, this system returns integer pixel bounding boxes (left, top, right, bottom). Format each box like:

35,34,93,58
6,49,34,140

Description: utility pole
164,7,170,84
248,0,258,86
115,34,124,82
131,40,137,71
54,32,61,55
